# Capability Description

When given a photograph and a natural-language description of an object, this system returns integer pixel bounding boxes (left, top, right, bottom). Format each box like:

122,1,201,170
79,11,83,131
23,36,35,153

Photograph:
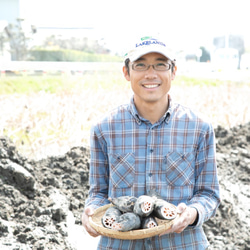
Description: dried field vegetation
0,71,249,160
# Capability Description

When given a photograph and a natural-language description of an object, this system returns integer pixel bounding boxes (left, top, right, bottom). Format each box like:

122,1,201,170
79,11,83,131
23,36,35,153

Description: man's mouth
143,84,160,89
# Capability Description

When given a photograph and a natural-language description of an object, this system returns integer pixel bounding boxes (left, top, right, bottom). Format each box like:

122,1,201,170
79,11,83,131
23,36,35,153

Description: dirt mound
204,123,250,249
0,139,90,249
0,123,250,249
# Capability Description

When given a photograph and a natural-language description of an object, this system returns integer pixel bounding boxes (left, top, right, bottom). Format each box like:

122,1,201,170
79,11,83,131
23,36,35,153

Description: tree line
0,19,121,62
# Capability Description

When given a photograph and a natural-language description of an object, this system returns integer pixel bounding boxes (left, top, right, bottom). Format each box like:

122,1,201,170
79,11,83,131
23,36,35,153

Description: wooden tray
89,203,179,240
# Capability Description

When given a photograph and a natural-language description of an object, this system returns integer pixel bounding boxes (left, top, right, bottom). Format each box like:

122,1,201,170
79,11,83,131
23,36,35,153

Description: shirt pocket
165,151,195,186
109,152,135,189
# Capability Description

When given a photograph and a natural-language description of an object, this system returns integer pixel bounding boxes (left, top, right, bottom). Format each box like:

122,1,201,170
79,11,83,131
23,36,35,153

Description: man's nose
145,65,157,78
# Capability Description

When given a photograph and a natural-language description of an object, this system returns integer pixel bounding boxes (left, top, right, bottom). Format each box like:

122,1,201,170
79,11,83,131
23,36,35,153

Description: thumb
84,207,94,217
176,203,187,214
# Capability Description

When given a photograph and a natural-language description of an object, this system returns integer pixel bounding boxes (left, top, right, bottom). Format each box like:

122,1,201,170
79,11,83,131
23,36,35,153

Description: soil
0,123,250,250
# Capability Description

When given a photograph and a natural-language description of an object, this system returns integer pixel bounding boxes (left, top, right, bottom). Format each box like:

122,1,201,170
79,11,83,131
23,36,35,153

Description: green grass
0,72,129,94
174,75,226,86
0,73,234,95
0,76,65,94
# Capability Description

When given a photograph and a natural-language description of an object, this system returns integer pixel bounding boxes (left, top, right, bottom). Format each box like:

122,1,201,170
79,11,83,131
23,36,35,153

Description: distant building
211,34,245,69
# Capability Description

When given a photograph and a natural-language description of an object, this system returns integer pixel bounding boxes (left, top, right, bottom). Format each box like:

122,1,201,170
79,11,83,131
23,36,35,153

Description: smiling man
82,36,220,249
123,52,175,124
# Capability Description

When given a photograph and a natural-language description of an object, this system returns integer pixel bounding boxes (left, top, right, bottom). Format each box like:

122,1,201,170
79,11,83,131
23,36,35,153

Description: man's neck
134,96,169,124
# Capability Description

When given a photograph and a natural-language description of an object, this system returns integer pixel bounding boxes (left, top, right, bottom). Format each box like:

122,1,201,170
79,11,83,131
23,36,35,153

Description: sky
19,0,250,55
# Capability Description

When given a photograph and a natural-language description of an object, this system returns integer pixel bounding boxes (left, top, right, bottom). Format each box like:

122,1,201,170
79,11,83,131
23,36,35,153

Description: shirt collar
129,95,173,125
164,95,173,124
129,97,142,125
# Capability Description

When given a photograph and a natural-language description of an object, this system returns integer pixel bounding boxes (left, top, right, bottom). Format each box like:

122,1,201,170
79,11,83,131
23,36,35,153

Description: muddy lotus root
102,195,177,231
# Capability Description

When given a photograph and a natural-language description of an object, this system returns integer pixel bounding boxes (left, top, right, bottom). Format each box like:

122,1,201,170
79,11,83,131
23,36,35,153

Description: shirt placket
145,124,157,193
144,123,156,250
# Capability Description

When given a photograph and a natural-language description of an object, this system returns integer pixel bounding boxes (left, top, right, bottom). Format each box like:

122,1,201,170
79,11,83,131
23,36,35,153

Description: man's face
123,52,176,107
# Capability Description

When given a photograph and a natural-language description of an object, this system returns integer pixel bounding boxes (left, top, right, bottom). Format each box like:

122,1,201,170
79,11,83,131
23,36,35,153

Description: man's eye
156,63,167,67
135,63,146,67
155,63,170,70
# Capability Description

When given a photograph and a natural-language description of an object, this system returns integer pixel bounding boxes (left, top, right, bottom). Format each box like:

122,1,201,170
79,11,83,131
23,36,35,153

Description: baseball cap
124,36,175,62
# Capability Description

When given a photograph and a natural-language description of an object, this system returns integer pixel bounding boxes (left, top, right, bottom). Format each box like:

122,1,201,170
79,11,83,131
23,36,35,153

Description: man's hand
82,207,100,237
160,203,198,236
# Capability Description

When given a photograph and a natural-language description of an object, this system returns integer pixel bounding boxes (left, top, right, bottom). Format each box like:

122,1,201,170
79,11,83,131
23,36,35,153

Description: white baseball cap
124,36,175,62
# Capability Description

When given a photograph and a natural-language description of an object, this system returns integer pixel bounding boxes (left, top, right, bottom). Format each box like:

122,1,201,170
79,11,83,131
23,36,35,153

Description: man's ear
123,65,130,81
171,65,177,80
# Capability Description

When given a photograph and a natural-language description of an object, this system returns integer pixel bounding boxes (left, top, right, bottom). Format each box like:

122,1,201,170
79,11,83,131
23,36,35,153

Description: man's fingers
84,223,100,237
160,203,193,235
176,203,187,214
82,207,100,237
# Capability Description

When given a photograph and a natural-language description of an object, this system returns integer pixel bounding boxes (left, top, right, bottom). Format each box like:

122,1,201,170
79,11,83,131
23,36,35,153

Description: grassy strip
0,73,234,95
0,72,130,94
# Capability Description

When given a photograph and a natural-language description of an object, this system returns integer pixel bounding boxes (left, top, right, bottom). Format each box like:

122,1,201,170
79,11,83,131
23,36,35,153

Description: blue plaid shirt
85,96,220,250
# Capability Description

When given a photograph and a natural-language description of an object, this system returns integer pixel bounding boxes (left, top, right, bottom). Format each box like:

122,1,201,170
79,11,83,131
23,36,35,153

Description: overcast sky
19,0,250,54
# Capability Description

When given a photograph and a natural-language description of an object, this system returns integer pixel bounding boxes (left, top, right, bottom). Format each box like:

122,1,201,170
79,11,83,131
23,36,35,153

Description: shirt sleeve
187,122,221,228
84,124,110,210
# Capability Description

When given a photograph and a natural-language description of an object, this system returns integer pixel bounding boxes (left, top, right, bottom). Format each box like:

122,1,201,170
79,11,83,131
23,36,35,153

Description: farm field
0,70,250,160
0,70,250,249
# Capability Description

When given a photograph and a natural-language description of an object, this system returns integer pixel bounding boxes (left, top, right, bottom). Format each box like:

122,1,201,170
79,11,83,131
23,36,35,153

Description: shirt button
148,173,153,177
150,149,154,153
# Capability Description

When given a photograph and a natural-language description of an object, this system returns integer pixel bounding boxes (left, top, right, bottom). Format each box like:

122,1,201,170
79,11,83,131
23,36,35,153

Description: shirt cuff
188,203,205,228
189,207,199,226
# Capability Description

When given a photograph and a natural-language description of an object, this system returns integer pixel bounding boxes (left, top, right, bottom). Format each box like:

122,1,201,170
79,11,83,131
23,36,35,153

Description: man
82,36,220,249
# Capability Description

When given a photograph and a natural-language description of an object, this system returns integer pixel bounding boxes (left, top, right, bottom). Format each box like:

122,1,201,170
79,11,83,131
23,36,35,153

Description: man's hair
124,58,176,76
125,58,130,75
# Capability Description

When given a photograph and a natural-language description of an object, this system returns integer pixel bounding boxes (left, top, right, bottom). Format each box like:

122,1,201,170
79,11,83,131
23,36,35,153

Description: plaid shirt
85,96,220,250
